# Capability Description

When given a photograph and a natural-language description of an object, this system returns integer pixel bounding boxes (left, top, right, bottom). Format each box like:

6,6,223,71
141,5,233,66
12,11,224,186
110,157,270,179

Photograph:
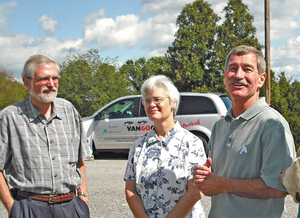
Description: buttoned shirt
0,97,91,194
208,98,296,218
124,122,206,218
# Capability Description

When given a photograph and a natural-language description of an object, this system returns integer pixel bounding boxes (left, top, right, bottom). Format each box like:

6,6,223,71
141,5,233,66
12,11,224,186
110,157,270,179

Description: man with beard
0,54,91,218
193,45,296,218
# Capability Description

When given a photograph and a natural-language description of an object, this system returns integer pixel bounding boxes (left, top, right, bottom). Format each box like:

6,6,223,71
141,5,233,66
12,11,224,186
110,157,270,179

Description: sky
1,0,300,81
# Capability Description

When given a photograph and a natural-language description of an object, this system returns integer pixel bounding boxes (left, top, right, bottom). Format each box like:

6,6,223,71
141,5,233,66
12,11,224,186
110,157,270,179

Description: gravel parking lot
0,152,298,218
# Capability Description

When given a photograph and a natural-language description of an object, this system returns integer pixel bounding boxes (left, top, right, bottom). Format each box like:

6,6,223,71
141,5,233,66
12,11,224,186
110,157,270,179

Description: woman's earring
171,105,174,111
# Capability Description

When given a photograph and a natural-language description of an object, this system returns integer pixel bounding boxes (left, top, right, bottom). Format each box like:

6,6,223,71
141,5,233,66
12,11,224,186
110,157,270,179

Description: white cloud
146,48,167,58
0,1,17,29
272,65,300,81
271,36,300,66
84,14,142,47
270,35,300,80
84,8,106,25
39,14,59,34
239,0,300,42
140,0,194,15
83,12,177,49
269,0,300,41
0,33,86,78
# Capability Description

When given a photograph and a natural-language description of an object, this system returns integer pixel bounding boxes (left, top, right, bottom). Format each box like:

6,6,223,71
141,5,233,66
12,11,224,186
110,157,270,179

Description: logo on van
182,119,201,128
127,125,154,131
103,129,108,134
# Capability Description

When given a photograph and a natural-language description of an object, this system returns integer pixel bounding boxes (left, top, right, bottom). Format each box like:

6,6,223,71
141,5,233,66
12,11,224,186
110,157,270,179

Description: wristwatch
78,191,88,197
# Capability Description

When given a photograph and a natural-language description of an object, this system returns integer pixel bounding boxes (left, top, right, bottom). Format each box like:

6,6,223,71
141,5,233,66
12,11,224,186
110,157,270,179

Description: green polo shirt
209,98,296,218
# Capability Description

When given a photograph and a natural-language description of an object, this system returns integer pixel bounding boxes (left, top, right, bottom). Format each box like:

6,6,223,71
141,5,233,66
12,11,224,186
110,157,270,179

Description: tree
266,71,300,151
119,56,171,94
166,0,262,93
58,49,129,117
216,0,262,71
0,66,29,110
166,0,220,92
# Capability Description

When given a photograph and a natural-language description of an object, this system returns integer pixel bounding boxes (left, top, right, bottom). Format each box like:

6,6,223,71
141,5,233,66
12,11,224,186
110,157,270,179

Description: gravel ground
0,152,298,217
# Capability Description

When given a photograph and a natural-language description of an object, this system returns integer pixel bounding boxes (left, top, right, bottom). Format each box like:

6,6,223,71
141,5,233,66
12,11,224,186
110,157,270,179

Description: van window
103,99,135,119
178,96,217,115
220,96,232,110
139,100,147,117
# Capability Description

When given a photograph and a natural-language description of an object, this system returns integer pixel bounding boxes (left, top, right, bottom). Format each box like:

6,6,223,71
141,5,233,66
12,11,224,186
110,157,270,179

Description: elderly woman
124,75,206,218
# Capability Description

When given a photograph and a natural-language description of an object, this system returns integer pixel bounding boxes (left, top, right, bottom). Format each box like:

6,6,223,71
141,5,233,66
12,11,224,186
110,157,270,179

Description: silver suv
82,92,231,155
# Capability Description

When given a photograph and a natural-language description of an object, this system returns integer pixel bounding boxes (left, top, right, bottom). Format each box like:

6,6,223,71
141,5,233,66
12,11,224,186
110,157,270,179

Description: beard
30,86,58,104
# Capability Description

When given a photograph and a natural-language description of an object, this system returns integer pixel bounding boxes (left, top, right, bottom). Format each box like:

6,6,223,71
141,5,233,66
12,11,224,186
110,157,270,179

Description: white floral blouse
124,122,207,218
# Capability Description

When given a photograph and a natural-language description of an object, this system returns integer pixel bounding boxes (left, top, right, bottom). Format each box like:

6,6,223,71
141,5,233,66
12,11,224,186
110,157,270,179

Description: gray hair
140,75,180,116
224,45,266,74
22,54,60,78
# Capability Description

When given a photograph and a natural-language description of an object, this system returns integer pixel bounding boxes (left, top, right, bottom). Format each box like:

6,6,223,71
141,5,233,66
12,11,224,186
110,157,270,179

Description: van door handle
124,121,134,125
138,121,147,124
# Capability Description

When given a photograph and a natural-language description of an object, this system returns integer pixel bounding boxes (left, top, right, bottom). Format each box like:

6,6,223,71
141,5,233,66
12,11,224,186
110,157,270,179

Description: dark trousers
9,195,90,218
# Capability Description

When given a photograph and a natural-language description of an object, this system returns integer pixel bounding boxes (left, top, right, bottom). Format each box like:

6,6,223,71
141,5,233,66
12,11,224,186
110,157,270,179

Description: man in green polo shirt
193,45,296,218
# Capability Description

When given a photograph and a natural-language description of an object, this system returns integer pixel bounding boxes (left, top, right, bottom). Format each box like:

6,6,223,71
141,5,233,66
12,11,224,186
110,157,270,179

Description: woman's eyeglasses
142,97,168,105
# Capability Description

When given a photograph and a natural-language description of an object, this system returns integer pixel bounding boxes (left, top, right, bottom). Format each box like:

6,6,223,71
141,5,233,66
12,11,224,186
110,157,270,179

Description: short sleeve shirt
208,98,296,218
124,122,206,218
0,97,91,194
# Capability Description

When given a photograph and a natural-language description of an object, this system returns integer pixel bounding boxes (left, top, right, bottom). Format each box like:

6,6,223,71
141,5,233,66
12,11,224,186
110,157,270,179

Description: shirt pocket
56,135,80,164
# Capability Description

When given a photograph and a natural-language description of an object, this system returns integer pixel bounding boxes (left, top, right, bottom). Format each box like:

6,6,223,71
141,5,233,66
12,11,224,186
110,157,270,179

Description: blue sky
1,0,300,81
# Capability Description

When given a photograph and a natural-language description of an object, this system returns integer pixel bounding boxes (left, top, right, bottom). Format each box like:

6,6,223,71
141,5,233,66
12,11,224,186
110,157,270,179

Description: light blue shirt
209,98,296,218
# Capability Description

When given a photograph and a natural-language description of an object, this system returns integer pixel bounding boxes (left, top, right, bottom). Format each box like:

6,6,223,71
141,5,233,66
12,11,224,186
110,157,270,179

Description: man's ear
223,70,227,85
23,77,31,91
258,72,267,88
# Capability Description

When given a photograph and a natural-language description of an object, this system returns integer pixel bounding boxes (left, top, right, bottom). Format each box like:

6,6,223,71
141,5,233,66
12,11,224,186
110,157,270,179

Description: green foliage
216,0,262,73
58,49,130,117
269,72,300,151
119,56,171,94
166,0,262,93
0,67,29,110
166,0,220,92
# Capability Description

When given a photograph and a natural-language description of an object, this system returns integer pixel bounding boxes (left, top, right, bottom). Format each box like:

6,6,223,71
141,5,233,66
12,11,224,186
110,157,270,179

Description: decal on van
108,125,119,128
104,137,136,142
103,129,121,134
182,119,200,128
127,125,154,131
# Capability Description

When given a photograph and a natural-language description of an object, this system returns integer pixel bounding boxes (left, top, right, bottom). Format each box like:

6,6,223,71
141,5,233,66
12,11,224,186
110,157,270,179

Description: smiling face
144,87,174,125
23,62,59,107
224,52,266,105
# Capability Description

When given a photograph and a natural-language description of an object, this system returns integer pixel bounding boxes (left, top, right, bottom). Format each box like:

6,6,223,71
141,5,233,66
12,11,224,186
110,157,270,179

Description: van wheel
92,141,98,155
192,132,209,157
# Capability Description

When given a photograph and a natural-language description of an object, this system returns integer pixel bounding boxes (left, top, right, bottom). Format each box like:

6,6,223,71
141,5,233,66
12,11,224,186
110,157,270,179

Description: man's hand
193,158,212,188
193,158,225,196
0,171,15,214
195,171,225,196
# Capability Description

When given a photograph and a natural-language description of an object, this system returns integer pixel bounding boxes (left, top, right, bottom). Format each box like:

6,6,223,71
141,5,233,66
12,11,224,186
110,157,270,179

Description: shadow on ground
93,151,129,160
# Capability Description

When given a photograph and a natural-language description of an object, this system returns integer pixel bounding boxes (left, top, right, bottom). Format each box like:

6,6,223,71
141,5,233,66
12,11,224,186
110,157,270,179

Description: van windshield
220,96,232,109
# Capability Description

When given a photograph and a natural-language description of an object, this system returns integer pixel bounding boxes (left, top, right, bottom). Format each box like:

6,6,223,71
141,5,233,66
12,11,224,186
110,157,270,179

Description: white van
82,92,231,156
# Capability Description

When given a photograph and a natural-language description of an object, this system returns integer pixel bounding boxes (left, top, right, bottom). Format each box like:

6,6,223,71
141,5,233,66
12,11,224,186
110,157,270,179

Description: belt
16,189,75,204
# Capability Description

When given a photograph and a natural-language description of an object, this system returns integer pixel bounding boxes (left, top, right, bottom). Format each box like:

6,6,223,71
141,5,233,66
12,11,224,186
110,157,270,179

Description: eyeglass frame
26,75,61,84
142,97,169,106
